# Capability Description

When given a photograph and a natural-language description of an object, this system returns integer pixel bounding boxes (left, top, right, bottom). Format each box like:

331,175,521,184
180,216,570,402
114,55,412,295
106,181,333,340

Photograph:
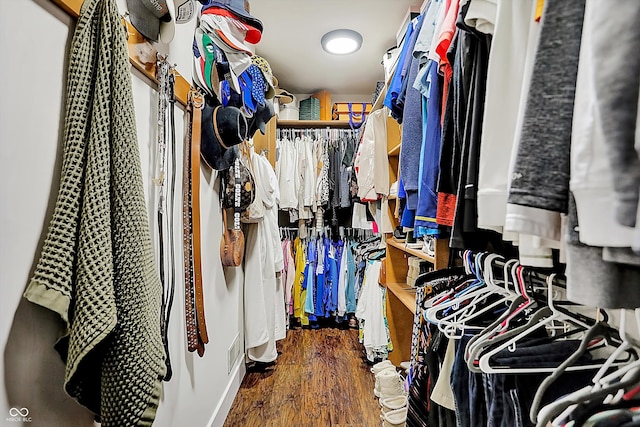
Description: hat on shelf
275,88,295,105
251,55,277,99
127,0,177,43
237,70,257,116
200,97,248,171
195,28,243,93
247,99,275,138
174,0,197,23
192,48,209,95
199,13,255,55
244,64,267,107
198,0,263,35
200,5,261,44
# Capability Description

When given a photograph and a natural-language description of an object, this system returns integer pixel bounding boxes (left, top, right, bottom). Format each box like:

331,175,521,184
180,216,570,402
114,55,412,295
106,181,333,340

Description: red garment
201,6,262,44
436,193,456,226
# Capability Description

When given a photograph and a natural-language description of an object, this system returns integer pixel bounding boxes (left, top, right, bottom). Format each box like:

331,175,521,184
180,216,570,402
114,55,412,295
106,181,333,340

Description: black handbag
222,157,255,212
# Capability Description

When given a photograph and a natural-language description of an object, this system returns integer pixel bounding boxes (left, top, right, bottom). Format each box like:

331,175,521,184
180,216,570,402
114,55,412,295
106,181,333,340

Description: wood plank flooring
223,326,383,427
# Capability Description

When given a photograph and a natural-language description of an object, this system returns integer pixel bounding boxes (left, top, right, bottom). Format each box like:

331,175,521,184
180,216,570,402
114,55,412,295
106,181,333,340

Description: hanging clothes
276,128,362,230
355,260,390,362
407,251,640,427
292,237,309,326
282,238,296,326
243,150,284,363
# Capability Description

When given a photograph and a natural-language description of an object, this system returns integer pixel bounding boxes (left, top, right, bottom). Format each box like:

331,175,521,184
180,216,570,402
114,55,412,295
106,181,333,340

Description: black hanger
414,266,468,288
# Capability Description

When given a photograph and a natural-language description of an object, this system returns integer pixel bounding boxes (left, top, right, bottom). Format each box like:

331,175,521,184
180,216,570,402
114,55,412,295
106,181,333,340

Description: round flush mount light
321,29,363,55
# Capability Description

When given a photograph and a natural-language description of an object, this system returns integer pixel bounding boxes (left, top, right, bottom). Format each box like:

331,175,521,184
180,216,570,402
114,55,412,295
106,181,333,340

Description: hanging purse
240,145,265,223
220,157,246,267
222,154,256,212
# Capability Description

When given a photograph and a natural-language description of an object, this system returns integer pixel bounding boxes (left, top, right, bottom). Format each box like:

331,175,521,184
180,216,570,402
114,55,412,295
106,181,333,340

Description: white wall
0,1,244,426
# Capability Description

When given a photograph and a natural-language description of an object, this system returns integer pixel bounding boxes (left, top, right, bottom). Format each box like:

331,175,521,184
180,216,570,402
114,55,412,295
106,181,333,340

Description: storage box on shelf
332,102,372,123
312,90,332,120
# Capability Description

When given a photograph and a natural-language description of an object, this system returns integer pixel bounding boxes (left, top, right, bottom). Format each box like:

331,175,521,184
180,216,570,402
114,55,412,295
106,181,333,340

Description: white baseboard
207,360,246,427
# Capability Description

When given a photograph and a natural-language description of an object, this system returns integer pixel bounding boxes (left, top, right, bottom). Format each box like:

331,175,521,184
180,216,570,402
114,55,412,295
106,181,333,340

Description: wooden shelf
51,0,191,107
388,143,401,157
277,120,354,128
387,237,436,264
384,282,416,315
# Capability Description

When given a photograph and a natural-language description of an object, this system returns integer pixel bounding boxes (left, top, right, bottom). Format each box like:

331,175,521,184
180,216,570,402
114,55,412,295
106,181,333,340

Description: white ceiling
249,0,423,97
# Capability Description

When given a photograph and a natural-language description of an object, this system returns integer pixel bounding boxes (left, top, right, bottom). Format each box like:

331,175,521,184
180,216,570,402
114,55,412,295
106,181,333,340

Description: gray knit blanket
24,0,165,425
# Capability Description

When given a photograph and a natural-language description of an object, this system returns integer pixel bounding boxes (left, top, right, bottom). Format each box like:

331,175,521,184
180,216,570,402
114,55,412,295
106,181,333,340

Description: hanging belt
183,89,208,356
163,69,177,379
156,57,176,380
183,90,199,354
190,90,209,354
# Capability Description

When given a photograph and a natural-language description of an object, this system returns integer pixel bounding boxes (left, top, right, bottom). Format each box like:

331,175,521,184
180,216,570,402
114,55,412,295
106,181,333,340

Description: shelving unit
382,236,449,365
370,30,452,365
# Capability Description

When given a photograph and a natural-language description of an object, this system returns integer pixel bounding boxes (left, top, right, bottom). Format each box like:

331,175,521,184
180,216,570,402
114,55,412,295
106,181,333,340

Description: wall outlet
227,334,242,374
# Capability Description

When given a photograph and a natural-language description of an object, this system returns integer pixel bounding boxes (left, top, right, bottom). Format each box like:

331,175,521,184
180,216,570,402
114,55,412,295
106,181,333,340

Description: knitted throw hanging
23,0,165,425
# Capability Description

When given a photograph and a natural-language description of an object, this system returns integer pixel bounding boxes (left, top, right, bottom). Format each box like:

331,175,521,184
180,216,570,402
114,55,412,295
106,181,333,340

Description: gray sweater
507,0,586,214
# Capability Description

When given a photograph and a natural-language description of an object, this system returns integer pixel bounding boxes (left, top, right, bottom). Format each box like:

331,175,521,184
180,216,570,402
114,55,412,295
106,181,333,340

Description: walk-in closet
2,1,640,426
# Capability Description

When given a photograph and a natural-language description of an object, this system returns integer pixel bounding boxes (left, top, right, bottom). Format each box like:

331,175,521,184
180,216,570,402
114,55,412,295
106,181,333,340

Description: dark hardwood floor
223,325,382,427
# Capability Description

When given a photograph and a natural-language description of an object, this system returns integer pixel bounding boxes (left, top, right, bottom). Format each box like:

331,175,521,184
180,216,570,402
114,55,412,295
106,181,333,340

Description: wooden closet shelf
384,282,417,315
277,120,355,128
386,237,436,264
51,0,191,107
388,143,401,157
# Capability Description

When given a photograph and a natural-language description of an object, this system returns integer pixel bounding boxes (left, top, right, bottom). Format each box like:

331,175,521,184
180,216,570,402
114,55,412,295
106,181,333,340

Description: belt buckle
189,89,204,109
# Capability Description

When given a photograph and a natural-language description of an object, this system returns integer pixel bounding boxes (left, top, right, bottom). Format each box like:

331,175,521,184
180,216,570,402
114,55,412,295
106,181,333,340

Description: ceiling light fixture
321,29,363,55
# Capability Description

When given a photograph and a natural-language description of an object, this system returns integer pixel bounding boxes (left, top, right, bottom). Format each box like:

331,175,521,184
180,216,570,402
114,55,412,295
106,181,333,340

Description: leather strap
163,69,177,379
233,158,241,230
190,91,209,355
182,91,200,354
213,106,230,149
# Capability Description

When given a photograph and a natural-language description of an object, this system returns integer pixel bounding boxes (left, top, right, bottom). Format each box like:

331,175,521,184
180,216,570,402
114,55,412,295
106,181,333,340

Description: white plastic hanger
464,259,527,361
422,252,485,325
592,309,640,401
439,254,518,338
478,273,602,374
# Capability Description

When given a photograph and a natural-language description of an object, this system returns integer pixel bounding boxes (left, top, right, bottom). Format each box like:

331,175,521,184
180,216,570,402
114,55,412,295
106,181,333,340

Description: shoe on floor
374,365,397,397
381,406,408,427
378,369,407,403
348,314,358,329
371,360,394,374
380,395,407,416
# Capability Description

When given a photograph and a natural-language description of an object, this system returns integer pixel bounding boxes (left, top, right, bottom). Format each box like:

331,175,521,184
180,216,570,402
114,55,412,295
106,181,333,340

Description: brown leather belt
190,91,209,354
183,89,208,356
